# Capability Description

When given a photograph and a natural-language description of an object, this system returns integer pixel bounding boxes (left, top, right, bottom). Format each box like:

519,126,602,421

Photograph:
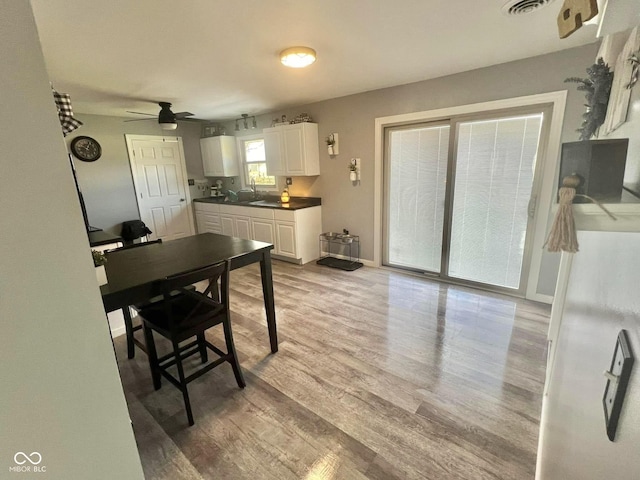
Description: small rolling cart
316,230,363,271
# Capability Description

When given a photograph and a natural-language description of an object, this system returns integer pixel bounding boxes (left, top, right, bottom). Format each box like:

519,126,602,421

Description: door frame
124,134,195,238
374,91,568,304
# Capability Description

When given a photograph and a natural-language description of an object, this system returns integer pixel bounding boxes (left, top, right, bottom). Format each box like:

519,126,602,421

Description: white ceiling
30,0,598,122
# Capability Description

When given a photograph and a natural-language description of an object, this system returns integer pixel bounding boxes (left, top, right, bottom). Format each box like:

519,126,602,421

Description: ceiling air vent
502,0,556,15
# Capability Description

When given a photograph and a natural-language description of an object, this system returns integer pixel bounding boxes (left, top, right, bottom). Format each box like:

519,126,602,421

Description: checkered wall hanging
52,87,83,136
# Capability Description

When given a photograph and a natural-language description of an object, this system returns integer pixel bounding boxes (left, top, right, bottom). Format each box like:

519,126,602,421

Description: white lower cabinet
220,215,234,236
275,222,296,257
234,216,251,240
252,218,276,244
194,201,321,264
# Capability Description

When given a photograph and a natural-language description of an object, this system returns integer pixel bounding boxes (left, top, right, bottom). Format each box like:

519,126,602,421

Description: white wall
0,2,143,478
537,231,640,479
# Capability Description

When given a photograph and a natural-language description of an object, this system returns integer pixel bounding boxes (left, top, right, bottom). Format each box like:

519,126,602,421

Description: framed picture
602,27,640,135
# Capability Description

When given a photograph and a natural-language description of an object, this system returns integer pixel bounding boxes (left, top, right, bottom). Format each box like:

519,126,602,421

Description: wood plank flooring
114,260,550,480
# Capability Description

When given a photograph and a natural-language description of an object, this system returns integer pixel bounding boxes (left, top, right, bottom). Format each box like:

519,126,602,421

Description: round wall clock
70,136,102,162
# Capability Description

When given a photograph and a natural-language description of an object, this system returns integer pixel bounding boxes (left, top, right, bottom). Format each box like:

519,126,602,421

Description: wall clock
70,136,102,162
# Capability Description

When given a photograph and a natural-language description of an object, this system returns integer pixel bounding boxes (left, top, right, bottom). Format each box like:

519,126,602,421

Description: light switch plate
603,329,634,441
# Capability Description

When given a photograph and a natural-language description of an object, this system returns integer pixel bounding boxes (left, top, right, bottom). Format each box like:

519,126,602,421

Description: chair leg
197,333,208,364
222,317,245,389
122,307,135,359
173,340,194,426
142,322,161,390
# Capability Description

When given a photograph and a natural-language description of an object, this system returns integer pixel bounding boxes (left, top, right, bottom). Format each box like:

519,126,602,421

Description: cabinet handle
180,198,185,202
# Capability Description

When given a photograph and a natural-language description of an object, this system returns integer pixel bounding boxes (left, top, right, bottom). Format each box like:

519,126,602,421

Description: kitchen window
240,136,276,188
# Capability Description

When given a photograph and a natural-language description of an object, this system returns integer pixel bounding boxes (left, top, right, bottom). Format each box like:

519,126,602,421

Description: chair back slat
160,260,230,332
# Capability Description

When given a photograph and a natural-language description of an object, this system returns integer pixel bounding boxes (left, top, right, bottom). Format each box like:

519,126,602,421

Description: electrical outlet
188,178,195,186
286,177,292,185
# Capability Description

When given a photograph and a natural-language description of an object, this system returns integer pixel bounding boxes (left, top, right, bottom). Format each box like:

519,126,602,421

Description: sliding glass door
386,124,449,273
384,110,546,294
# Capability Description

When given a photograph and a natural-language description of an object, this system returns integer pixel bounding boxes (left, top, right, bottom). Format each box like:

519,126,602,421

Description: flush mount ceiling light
280,46,316,68
501,0,556,15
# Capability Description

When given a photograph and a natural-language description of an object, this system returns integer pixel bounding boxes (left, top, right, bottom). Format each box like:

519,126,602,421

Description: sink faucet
250,178,257,198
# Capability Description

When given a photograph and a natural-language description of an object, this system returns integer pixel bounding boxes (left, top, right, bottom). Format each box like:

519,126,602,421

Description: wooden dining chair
106,239,163,358
137,260,245,426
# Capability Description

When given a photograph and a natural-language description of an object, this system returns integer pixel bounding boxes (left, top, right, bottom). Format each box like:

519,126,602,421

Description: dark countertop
89,230,123,247
193,196,321,211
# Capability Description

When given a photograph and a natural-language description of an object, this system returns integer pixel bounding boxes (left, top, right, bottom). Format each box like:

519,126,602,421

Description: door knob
180,198,185,202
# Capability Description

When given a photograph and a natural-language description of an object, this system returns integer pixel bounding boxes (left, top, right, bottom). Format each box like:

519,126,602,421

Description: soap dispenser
280,188,290,204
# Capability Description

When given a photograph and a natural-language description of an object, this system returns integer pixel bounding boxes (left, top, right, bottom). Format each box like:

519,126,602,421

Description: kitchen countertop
88,230,123,247
193,196,321,210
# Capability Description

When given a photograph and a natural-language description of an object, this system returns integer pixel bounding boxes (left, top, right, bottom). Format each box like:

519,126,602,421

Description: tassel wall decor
546,174,617,253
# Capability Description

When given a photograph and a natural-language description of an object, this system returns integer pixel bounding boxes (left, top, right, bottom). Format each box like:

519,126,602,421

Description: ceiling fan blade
174,112,194,119
178,117,206,123
124,118,155,122
126,111,156,116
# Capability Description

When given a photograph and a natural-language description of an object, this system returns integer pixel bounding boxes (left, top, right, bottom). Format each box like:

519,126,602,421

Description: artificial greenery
565,57,613,141
92,249,107,267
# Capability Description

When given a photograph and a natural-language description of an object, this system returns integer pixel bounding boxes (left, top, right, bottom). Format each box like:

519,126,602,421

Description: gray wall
77,43,601,297
0,2,143,478
228,43,600,296
69,114,204,234
537,231,640,479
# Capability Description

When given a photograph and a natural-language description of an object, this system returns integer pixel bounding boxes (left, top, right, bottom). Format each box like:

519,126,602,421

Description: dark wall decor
559,138,629,203
565,58,614,141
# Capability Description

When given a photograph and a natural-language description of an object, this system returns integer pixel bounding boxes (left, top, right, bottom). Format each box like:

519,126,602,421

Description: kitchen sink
249,200,281,207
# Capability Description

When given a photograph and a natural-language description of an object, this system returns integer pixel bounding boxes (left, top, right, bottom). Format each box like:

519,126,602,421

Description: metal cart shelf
316,232,363,271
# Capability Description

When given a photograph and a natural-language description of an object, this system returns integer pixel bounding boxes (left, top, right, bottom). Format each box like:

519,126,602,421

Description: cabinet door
195,212,206,233
200,137,221,176
235,216,252,240
282,126,304,175
276,221,297,258
252,218,275,245
220,215,235,236
200,213,221,234
264,128,285,176
200,136,239,177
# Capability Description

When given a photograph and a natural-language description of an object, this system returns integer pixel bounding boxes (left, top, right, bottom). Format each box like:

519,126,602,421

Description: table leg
259,250,278,353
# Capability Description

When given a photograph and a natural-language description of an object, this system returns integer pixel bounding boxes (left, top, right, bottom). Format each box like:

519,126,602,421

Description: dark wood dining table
100,233,278,353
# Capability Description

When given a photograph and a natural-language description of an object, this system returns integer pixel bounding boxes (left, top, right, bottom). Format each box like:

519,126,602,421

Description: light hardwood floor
114,260,550,480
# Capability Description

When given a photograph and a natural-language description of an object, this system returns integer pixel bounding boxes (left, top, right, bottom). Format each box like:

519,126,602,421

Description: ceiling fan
125,102,196,130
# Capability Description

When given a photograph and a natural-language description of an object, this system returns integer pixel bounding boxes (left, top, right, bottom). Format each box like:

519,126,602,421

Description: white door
125,135,195,241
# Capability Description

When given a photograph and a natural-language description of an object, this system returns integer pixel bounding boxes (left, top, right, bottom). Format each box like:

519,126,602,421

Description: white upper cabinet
263,128,285,176
264,123,320,176
200,135,239,177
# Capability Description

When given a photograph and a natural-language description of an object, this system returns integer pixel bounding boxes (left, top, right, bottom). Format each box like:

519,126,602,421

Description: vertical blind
387,125,449,272
448,114,543,288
